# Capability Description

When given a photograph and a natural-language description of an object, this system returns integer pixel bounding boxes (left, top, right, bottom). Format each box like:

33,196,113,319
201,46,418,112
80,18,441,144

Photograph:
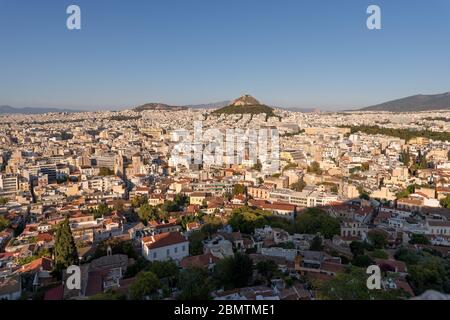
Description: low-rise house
203,235,234,259
141,231,189,262
340,219,368,240
426,219,450,236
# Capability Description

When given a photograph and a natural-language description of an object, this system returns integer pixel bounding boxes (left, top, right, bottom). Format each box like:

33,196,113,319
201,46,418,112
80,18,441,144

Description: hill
360,92,450,112
134,103,188,112
212,95,276,117
0,105,81,114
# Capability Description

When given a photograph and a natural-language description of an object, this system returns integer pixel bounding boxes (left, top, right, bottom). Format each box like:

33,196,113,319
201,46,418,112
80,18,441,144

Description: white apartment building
141,231,189,262
269,188,339,208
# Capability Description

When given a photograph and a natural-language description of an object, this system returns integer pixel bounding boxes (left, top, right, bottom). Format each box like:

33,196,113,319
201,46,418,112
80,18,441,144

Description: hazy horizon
1,0,450,111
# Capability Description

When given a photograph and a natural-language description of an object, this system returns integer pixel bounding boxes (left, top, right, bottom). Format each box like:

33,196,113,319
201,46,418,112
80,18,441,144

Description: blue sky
1,0,450,110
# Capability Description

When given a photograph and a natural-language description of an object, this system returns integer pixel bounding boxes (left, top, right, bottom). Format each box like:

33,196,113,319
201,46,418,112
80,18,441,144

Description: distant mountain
0,105,82,114
213,94,276,117
185,101,231,109
134,103,188,112
360,92,450,112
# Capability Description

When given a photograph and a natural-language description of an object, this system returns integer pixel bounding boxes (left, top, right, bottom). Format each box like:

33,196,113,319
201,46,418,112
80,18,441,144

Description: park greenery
394,247,450,295
349,125,450,143
228,206,341,239
316,266,408,300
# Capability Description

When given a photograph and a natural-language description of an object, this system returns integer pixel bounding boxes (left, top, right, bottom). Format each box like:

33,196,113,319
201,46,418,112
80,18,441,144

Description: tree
394,247,421,265
147,260,179,286
129,271,160,300
317,267,406,300
352,255,374,268
409,234,431,245
307,161,322,174
138,203,158,224
92,203,111,219
214,253,254,290
54,218,78,272
228,207,270,234
232,184,246,196
358,186,370,200
368,230,388,249
99,167,114,176
178,267,212,300
408,255,447,295
131,195,148,208
350,241,366,257
189,230,207,255
94,238,137,259
256,260,278,283
295,208,340,239
290,179,306,192
0,197,8,206
309,235,323,251
370,249,389,260
440,195,450,209
252,160,262,172
0,216,11,231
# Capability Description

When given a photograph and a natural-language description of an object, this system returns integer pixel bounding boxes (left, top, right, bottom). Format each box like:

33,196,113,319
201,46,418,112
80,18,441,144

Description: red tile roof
180,252,219,269
142,232,187,250
21,257,53,273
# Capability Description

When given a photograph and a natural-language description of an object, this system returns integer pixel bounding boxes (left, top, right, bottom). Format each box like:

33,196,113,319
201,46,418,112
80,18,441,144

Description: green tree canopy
54,218,78,272
129,271,160,300
409,234,431,245
0,197,8,206
228,207,271,234
214,253,254,290
368,230,388,249
290,179,306,192
316,266,407,300
178,267,212,300
307,161,322,174
256,260,278,282
440,194,450,209
232,184,246,196
295,208,340,239
0,215,11,231
352,255,374,268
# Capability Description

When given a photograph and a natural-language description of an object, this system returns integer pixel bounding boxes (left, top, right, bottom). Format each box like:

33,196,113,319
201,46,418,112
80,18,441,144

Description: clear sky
1,0,450,110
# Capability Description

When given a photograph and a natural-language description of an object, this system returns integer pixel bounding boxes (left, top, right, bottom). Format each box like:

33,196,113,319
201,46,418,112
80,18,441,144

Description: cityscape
1,94,449,301
1,0,450,306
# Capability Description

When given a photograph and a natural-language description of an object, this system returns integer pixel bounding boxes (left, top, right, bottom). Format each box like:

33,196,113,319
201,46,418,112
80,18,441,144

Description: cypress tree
54,218,78,271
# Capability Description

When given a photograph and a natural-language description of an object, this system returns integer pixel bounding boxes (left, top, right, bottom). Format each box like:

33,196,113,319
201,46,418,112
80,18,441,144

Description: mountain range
360,92,450,112
0,105,82,114
133,100,231,112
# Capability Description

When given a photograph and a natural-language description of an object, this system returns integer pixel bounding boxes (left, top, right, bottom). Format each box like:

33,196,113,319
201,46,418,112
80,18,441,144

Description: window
182,245,186,251
166,249,170,256
153,252,157,259
174,247,178,253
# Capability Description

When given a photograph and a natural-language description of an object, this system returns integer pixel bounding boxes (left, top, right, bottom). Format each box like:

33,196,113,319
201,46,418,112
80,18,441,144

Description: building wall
142,241,189,262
